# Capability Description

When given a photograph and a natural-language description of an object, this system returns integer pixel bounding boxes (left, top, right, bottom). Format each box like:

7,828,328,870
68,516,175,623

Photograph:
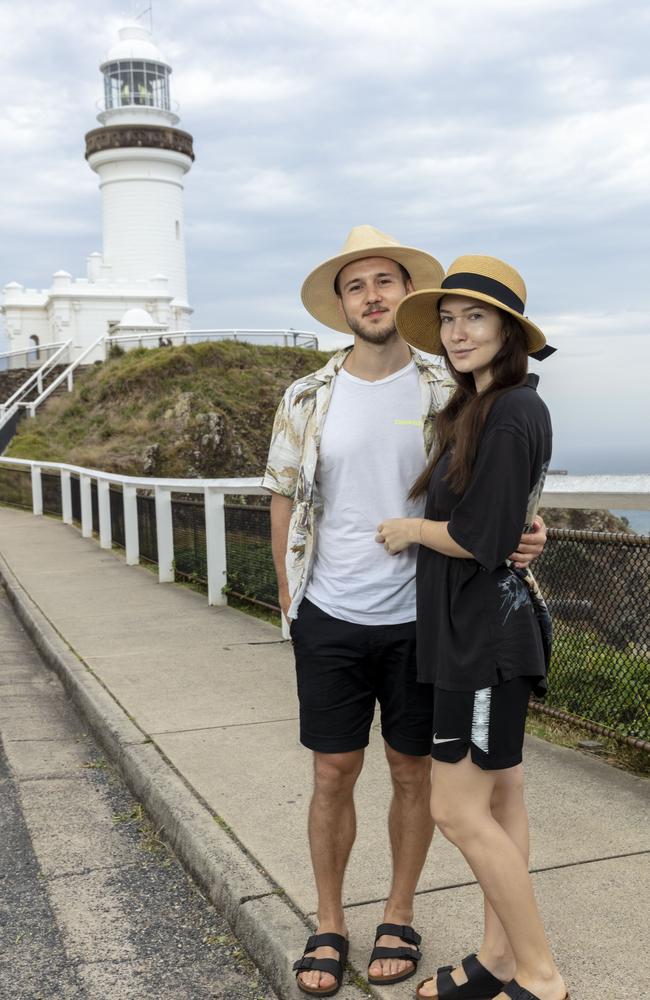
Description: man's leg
298,749,364,993
367,744,434,980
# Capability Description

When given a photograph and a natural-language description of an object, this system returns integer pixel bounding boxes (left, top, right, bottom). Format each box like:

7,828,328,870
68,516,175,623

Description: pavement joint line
0,546,373,1000
223,639,289,648
150,716,300,736
341,849,650,910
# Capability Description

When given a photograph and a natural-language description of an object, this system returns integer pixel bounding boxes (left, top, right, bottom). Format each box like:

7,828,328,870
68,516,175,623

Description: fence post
80,474,93,537
154,486,174,582
31,465,43,516
122,484,139,565
60,470,72,524
204,486,227,605
97,479,112,549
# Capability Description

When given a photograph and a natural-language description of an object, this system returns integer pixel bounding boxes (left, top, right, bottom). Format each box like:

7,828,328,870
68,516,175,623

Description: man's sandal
502,981,570,1000
293,932,349,997
416,953,505,999
367,922,423,985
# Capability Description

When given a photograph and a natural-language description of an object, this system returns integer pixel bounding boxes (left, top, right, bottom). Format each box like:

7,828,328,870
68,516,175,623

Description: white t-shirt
305,360,426,625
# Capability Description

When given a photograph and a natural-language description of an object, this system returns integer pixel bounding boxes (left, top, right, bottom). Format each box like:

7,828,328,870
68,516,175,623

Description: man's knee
313,750,364,798
385,744,431,797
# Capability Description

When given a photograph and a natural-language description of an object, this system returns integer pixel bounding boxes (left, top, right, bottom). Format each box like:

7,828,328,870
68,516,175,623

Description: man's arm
270,492,293,619
509,515,547,569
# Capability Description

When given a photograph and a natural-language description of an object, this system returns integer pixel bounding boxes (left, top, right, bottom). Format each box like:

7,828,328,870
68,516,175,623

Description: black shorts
291,599,433,756
431,676,533,770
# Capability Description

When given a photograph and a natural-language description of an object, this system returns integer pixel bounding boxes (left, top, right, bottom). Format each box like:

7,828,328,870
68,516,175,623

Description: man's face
336,256,412,345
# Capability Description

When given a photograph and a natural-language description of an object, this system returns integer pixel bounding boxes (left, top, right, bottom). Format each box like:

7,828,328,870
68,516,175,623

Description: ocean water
611,509,650,536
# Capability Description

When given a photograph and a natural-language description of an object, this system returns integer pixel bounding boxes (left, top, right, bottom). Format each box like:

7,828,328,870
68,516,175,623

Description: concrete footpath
0,506,648,1000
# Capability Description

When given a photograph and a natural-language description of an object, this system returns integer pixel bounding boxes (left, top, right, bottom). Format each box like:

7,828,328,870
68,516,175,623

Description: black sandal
502,980,570,1000
293,932,349,997
367,922,422,985
416,953,505,999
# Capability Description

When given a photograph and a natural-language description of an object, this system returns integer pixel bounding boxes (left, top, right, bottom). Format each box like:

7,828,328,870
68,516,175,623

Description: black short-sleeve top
416,375,552,692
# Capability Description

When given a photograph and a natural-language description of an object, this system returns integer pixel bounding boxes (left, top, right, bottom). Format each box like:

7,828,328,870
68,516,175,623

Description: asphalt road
0,588,277,1000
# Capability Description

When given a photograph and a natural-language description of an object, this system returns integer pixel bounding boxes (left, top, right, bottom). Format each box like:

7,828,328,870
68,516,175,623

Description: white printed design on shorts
471,687,492,753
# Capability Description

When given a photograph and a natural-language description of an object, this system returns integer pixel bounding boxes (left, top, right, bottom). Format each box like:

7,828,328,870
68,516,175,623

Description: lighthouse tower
85,23,194,316
1,21,195,360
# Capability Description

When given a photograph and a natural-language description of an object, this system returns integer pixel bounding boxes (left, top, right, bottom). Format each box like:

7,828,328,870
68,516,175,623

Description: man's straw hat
301,225,444,334
395,255,549,357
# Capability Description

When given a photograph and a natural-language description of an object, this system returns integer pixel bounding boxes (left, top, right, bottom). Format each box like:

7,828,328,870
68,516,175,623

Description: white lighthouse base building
2,262,188,363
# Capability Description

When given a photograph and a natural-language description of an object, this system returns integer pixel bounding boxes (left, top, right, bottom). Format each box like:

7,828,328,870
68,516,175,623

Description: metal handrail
0,341,68,368
24,335,106,417
109,329,320,349
0,340,72,418
0,459,647,508
0,456,266,493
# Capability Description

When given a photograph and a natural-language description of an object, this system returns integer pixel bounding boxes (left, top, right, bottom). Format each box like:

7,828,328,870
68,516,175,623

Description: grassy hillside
6,341,333,478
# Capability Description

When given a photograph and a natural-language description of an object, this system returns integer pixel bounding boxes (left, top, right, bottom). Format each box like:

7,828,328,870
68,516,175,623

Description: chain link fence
0,468,647,745
533,528,649,743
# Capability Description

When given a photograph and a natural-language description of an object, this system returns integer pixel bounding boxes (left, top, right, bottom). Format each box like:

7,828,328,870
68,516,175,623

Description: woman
376,256,568,1000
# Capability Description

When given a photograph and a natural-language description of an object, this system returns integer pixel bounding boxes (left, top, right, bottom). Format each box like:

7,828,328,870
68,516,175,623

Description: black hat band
441,273,525,314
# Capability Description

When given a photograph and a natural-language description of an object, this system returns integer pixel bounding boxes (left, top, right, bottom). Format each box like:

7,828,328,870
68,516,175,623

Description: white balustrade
1,458,647,614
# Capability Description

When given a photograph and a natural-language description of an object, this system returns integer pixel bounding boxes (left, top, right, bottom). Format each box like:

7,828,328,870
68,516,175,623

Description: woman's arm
376,517,474,559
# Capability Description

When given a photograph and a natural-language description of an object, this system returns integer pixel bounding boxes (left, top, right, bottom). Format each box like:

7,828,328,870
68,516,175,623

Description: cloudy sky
1,0,648,474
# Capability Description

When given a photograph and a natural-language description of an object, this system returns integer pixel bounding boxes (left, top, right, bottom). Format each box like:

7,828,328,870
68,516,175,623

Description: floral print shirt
263,346,450,618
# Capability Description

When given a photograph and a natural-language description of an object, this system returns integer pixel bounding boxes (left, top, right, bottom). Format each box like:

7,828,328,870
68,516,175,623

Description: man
263,226,546,995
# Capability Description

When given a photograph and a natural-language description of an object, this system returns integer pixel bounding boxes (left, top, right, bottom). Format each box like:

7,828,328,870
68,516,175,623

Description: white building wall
88,148,191,305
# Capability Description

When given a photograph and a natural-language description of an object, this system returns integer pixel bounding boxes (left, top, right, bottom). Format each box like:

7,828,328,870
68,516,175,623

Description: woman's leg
415,765,527,997
476,764,529,981
430,753,566,1000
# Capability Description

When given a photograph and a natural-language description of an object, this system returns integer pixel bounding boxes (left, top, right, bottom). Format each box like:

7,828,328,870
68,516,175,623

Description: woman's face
439,295,505,390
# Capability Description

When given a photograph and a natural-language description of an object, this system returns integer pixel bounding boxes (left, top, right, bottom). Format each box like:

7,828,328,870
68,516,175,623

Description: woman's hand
376,518,420,555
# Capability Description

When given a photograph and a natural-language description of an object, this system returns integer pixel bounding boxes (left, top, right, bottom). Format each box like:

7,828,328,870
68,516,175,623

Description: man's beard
345,315,399,346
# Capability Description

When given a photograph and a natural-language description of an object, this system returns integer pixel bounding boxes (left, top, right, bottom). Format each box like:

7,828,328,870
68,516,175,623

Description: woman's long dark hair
410,310,529,499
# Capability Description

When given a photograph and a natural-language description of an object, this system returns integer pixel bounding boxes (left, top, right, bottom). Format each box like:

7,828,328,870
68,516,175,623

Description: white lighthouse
1,21,194,359
86,23,194,312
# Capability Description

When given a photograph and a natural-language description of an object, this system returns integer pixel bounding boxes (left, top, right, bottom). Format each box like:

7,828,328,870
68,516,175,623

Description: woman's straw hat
301,225,444,334
395,255,548,357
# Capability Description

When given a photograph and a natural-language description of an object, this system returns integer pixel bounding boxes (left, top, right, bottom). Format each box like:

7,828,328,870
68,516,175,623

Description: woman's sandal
502,981,571,1000
367,922,423,985
293,932,349,997
415,952,505,999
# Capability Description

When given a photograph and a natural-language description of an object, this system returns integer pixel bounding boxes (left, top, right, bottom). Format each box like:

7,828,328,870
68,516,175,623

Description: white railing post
31,465,43,516
123,484,139,565
60,470,72,524
97,478,112,549
204,486,227,605
154,486,174,582
80,474,93,537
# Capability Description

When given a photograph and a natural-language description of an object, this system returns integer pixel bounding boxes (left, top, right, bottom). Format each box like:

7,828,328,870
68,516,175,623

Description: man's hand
509,515,547,569
376,518,419,555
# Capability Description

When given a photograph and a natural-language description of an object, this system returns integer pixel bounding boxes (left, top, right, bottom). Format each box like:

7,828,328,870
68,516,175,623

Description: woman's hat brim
395,287,547,356
301,246,445,334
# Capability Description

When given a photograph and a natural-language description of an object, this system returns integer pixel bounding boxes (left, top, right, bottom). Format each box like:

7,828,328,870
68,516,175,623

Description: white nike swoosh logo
432,734,461,745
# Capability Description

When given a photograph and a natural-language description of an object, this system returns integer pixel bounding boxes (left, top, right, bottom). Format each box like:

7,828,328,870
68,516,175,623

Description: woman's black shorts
431,675,534,770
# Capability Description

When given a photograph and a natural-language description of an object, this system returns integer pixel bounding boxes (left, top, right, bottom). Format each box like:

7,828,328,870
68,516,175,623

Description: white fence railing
0,456,266,607
107,329,320,351
0,340,72,425
0,341,69,372
0,459,648,614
